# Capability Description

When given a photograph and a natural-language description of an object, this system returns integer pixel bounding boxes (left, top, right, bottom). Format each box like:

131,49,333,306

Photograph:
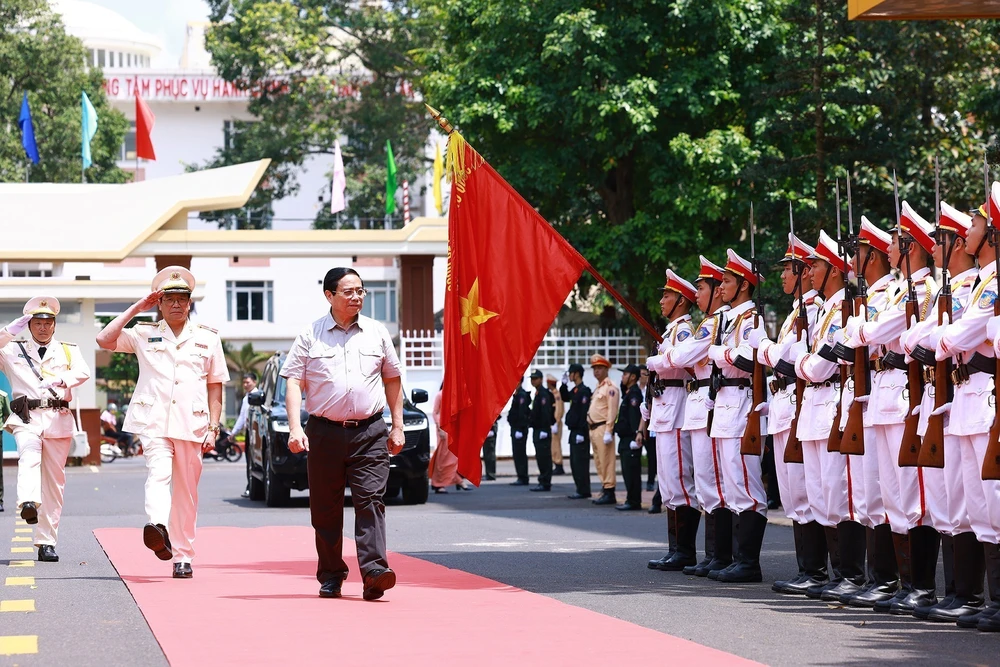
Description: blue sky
87,0,211,66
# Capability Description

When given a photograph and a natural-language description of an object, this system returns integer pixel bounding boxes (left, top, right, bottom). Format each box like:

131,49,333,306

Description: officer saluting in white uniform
97,267,230,579
0,297,91,562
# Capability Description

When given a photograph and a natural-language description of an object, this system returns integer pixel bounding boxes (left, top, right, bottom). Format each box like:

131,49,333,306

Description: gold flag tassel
426,104,482,192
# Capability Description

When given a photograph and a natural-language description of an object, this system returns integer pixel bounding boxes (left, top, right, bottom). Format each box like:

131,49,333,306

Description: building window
97,49,105,67
120,121,137,160
7,269,52,277
226,281,273,322
360,280,397,323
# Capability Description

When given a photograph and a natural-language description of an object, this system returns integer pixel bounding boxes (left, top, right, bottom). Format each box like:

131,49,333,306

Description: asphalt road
1,458,997,666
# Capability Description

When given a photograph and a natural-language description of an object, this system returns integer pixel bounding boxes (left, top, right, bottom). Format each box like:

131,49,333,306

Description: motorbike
100,431,139,463
204,428,243,462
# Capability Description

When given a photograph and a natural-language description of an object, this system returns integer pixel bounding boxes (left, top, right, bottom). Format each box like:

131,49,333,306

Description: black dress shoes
648,504,663,514
172,563,193,579
567,492,590,499
20,502,38,525
592,492,617,506
37,545,58,562
552,465,566,476
957,602,1000,629
821,578,865,602
889,588,936,615
509,479,529,486
529,485,551,492
143,523,173,561
483,474,496,481
319,579,343,598
362,567,397,601
845,581,898,607
645,481,656,492
0,500,4,512
615,502,641,511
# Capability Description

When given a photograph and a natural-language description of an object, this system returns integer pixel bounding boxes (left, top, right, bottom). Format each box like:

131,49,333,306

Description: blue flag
19,93,40,164
81,91,98,169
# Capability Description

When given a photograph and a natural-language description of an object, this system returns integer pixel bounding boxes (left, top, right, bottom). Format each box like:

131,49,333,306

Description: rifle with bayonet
784,203,808,464
828,180,850,453
915,157,949,468
897,170,926,467
838,175,868,456
741,203,766,456
982,156,1000,480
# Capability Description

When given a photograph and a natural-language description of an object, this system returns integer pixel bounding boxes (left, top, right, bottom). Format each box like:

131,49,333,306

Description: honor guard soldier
614,364,644,510
0,297,91,562
936,192,1000,632
560,364,593,499
507,380,531,486
901,201,981,622
644,270,698,569
751,235,824,594
663,256,731,576
844,203,938,613
706,249,769,583
587,354,619,505
97,266,230,578
528,369,556,491
546,375,566,476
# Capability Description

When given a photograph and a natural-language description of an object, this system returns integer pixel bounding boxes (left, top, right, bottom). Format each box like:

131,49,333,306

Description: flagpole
425,104,664,345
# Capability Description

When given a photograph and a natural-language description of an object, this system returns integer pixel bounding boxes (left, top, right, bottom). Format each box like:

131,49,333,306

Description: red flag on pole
135,94,156,160
440,132,587,484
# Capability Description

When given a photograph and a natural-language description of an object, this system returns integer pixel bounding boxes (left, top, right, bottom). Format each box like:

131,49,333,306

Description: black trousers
511,432,529,482
762,434,781,507
533,432,553,487
569,429,591,496
481,434,496,476
305,416,389,584
619,442,642,506
643,434,657,485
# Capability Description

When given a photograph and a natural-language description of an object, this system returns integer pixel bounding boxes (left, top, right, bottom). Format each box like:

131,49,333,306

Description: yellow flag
433,142,444,215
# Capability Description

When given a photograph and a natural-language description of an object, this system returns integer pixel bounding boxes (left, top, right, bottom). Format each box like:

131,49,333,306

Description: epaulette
136,321,158,326
60,341,78,346
197,324,219,334
804,297,816,306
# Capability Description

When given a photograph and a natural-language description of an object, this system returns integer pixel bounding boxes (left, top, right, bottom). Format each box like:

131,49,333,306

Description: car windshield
273,375,305,404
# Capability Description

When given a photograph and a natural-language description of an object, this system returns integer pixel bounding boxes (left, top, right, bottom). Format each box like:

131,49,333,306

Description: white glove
927,324,945,352
629,440,641,450
988,315,1000,343
561,372,569,385
900,315,920,355
575,434,585,444
38,378,64,390
853,395,869,404
704,399,715,411
514,431,524,439
6,314,32,336
745,325,769,349
844,317,862,345
552,423,559,434
639,403,650,421
708,345,727,364
538,431,549,439
753,402,769,416
787,339,808,362
911,405,921,417
602,431,612,445
930,402,952,417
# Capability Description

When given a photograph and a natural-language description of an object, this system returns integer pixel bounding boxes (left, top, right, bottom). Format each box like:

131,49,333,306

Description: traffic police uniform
0,297,90,561
507,383,531,485
547,375,565,474
560,365,593,498
587,354,620,504
115,267,230,570
645,270,698,568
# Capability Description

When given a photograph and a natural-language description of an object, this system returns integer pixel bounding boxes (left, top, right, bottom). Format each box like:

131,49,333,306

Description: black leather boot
916,533,956,620
875,530,912,613
717,510,767,583
656,506,701,570
705,508,735,578
928,532,985,622
969,542,1000,631
773,521,808,593
890,526,939,614
685,510,715,575
778,521,829,595
592,488,617,505
647,506,678,569
822,521,868,601
847,524,899,607
807,525,843,599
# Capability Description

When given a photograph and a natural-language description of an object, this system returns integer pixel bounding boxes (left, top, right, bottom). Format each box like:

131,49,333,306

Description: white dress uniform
759,288,820,524
0,297,90,549
114,270,230,565
646,312,695,510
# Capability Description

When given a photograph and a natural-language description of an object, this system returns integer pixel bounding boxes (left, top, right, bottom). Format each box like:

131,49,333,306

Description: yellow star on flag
460,278,498,346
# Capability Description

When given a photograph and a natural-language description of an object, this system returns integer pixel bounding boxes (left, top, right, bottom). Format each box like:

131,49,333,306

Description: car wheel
384,486,400,500
224,444,242,463
264,453,290,507
401,473,429,505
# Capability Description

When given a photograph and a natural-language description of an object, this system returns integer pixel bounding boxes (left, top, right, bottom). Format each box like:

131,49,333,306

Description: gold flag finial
425,104,454,135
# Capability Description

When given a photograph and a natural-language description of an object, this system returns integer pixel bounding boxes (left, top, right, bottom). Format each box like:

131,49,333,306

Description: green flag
386,139,397,215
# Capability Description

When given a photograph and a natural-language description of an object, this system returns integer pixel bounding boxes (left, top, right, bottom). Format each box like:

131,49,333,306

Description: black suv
245,351,431,506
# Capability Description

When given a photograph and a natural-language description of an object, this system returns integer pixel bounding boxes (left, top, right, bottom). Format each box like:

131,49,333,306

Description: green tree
0,0,129,184
223,342,271,398
197,0,436,228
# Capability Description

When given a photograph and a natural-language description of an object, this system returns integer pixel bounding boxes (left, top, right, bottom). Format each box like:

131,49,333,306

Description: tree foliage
0,0,129,184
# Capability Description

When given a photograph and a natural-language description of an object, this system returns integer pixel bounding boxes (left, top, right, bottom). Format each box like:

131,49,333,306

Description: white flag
330,140,346,214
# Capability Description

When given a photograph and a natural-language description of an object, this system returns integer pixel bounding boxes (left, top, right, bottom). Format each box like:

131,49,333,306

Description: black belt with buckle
770,376,795,393
27,398,70,410
719,378,751,389
879,351,908,372
686,378,711,393
310,412,382,429
588,421,606,431
968,352,994,375
808,374,840,388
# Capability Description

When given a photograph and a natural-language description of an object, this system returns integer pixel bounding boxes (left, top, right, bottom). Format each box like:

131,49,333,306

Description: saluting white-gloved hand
5,314,32,337
629,441,641,451
745,325,769,349
602,431,612,445
574,434,585,444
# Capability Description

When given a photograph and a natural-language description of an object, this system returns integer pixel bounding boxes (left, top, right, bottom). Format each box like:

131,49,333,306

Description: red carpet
95,526,761,666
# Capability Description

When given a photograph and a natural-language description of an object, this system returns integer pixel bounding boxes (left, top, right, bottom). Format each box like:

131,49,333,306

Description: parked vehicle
203,428,242,462
245,351,431,507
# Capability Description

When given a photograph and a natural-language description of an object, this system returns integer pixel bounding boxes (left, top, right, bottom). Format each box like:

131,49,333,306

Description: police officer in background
0,297,91,561
560,363,592,499
481,418,499,481
507,379,531,486
614,364,644,511
546,374,566,476
587,354,620,505
528,370,556,491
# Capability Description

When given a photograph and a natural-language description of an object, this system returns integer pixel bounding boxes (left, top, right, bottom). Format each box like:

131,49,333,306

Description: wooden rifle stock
898,299,925,467
784,312,808,464
840,294,868,456
740,315,766,456
983,294,1000,480
917,292,950,468
827,299,850,453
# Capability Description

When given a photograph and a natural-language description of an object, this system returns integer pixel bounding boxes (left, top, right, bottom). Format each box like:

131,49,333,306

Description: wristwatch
208,423,221,433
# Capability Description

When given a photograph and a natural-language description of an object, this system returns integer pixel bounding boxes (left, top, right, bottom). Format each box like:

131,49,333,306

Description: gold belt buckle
923,368,935,385
873,358,884,373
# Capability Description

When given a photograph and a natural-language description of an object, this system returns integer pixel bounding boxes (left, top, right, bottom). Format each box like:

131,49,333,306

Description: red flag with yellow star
441,133,586,484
